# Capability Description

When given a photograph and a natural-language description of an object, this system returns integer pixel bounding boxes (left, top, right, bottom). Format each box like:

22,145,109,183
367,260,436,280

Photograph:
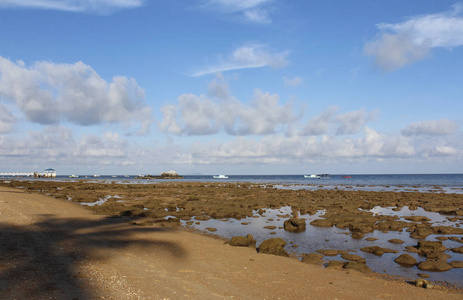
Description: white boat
304,174,321,179
93,175,100,177
213,175,229,179
69,175,79,178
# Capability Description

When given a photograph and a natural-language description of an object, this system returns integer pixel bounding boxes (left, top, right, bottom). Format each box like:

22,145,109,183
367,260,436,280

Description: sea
41,173,463,194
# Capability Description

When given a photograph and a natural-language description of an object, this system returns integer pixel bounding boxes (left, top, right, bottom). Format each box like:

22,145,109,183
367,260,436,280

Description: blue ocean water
51,173,463,194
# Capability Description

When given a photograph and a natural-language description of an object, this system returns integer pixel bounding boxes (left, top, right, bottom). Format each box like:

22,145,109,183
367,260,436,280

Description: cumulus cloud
0,56,152,134
401,118,459,136
283,76,303,87
0,0,144,14
192,43,289,76
187,127,421,165
0,104,16,133
202,0,273,23
365,3,463,70
299,107,376,136
159,75,298,136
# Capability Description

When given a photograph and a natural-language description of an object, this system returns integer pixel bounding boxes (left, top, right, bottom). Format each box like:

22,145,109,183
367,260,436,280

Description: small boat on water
304,174,321,179
342,175,353,179
69,175,79,178
304,174,330,179
93,175,100,177
213,175,229,179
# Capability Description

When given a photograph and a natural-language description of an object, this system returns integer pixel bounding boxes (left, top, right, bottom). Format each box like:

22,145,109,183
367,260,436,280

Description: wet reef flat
2,180,463,287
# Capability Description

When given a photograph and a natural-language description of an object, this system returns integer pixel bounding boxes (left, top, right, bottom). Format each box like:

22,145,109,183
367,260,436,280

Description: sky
0,0,462,175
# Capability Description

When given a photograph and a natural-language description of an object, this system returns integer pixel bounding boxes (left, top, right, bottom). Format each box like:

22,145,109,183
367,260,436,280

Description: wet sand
0,181,462,299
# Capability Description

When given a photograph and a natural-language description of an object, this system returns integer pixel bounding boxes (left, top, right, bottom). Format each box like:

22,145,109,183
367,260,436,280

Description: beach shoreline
1,181,462,299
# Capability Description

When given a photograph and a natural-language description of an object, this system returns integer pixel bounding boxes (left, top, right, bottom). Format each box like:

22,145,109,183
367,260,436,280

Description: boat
304,174,330,179
304,174,321,179
69,175,79,178
342,175,353,179
213,175,229,179
93,175,100,177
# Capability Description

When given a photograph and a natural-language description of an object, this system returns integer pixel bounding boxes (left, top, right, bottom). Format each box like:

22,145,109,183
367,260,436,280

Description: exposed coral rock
301,253,324,265
343,262,372,274
283,218,306,232
394,254,417,266
360,246,398,256
417,260,452,272
258,238,289,257
229,234,257,248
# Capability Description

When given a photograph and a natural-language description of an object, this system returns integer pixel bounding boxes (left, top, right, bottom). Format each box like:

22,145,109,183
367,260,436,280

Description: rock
360,246,398,256
416,240,447,254
351,231,364,239
284,218,306,232
205,227,217,232
404,216,431,222
388,239,404,244
301,253,324,265
451,246,463,254
258,238,289,257
410,227,433,239
414,279,429,288
394,254,417,266
450,261,463,268
310,218,334,227
316,249,339,256
263,226,277,230
365,237,378,241
325,260,346,269
418,273,430,278
341,253,366,263
432,226,463,235
417,260,453,272
426,251,451,261
343,262,372,274
229,234,256,248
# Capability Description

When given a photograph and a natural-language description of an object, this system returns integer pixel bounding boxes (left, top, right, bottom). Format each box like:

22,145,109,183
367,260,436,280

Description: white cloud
193,44,289,76
0,104,16,133
401,118,459,136
0,56,152,134
283,76,303,87
300,107,376,136
0,0,144,14
159,75,298,136
202,0,273,23
334,109,377,135
365,3,463,70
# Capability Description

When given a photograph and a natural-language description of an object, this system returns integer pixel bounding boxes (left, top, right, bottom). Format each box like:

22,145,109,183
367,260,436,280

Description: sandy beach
0,183,462,299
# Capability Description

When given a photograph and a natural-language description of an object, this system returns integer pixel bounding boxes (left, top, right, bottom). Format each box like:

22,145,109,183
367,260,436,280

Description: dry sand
0,185,462,299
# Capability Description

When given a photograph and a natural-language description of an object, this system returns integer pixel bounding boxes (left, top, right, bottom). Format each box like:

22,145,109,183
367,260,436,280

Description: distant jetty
136,170,183,180
0,168,56,178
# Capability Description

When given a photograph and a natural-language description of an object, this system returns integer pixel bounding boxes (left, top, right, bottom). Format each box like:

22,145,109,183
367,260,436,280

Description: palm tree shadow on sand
0,215,186,299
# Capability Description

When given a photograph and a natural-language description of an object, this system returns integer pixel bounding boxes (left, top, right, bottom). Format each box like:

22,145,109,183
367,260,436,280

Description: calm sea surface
41,173,463,194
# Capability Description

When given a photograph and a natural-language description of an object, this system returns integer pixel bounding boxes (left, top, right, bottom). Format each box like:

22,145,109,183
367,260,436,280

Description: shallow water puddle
182,205,463,286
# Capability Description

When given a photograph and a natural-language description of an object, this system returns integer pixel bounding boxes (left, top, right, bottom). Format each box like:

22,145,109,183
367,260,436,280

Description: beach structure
0,171,35,177
41,168,57,178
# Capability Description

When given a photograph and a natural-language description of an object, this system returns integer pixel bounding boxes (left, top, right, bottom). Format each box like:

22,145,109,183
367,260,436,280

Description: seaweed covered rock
283,218,306,232
301,253,324,265
394,254,417,266
417,260,453,272
343,261,372,274
229,234,257,248
341,253,366,263
415,240,447,254
258,238,289,257
360,246,398,256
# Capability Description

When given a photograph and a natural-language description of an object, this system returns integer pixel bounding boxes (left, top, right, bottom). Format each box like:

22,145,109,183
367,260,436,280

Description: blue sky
0,0,462,175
